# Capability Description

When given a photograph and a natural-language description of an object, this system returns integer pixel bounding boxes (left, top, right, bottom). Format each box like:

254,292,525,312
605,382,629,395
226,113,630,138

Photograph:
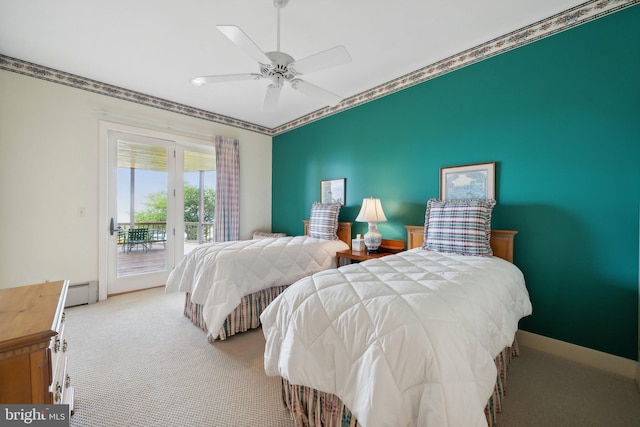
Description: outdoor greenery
135,184,215,239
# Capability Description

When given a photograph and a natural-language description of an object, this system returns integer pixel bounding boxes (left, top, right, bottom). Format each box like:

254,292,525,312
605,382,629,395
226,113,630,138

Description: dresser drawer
49,312,70,405
50,357,70,405
49,334,64,403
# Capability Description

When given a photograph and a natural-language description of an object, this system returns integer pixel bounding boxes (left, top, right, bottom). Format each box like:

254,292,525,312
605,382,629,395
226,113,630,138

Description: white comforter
261,248,532,427
165,236,348,336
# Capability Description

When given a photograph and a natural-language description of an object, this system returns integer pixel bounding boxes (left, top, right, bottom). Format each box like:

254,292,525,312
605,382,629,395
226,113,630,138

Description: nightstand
337,249,389,265
337,239,405,265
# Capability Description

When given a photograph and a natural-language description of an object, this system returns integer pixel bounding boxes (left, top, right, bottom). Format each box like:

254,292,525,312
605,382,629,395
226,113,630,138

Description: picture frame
320,178,346,205
440,162,495,200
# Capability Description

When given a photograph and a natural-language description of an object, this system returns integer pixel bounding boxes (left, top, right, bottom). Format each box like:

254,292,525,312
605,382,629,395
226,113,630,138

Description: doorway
99,122,216,299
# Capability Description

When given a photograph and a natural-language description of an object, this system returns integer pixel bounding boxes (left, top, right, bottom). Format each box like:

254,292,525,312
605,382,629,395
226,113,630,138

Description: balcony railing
184,221,215,243
117,221,215,245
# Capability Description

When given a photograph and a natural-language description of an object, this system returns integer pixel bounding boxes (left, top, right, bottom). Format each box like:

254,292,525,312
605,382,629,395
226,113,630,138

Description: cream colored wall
0,70,272,289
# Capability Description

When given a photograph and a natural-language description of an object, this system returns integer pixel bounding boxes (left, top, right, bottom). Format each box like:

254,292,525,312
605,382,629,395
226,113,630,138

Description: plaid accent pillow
308,202,341,240
422,198,496,256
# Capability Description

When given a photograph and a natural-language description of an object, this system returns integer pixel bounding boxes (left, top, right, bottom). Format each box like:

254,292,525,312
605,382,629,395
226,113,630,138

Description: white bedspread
261,248,532,427
165,236,348,336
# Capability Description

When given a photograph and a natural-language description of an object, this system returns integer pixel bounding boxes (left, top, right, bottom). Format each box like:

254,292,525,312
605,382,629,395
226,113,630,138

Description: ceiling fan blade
191,74,262,85
288,45,351,75
217,25,272,65
262,84,282,111
290,79,342,107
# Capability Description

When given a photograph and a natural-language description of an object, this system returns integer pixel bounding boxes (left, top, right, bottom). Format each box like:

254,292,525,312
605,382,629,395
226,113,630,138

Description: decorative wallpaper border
1,0,637,137
0,56,272,135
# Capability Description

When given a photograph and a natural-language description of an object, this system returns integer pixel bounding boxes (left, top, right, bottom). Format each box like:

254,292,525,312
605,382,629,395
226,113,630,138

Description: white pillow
253,231,287,239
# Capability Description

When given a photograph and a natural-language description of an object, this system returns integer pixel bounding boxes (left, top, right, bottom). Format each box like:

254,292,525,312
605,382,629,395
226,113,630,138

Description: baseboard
517,330,637,380
65,280,99,307
107,284,165,298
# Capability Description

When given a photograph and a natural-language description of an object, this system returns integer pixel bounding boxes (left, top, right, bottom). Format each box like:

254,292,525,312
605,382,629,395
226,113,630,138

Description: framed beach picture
440,162,495,200
320,178,346,205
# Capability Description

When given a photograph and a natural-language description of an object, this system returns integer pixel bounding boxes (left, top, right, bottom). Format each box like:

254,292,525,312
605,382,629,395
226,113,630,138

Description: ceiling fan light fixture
271,75,284,89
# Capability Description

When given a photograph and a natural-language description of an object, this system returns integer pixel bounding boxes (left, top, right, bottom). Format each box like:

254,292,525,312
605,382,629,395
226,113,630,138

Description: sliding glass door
100,123,217,298
183,149,216,255
107,132,175,295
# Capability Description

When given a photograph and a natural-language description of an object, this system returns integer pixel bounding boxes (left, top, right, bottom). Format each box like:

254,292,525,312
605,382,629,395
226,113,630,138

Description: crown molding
1,0,637,137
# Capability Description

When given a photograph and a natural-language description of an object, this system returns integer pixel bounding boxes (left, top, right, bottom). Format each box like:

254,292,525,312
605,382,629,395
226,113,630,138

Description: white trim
517,330,637,380
98,122,110,301
94,110,217,140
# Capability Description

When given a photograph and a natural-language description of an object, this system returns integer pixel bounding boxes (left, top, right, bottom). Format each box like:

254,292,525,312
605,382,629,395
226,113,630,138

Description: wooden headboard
303,220,352,249
404,225,517,263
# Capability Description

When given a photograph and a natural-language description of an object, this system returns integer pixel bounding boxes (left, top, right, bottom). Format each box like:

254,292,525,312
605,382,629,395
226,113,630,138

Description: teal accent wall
272,6,640,359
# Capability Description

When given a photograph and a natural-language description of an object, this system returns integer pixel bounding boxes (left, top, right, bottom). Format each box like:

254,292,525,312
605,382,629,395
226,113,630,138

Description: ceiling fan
191,0,351,111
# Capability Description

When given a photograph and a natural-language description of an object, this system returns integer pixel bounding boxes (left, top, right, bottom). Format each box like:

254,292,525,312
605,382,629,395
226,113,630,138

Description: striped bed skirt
281,339,520,427
183,285,289,341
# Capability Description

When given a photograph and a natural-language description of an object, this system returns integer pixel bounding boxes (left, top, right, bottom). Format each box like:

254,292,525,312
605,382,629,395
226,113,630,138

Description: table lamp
355,197,387,252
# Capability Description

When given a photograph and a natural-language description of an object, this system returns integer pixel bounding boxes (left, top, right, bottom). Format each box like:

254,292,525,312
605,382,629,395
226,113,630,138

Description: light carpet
65,287,293,427
65,287,640,427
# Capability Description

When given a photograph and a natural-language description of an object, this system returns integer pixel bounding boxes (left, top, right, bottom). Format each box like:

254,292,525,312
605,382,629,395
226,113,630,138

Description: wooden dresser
0,280,74,410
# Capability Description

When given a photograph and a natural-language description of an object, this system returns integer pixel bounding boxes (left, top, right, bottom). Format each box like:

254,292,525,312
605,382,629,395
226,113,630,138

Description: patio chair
126,228,149,253
117,228,128,252
149,228,167,248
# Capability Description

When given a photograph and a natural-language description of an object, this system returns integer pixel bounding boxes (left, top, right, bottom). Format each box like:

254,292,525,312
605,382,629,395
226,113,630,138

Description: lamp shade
355,198,387,223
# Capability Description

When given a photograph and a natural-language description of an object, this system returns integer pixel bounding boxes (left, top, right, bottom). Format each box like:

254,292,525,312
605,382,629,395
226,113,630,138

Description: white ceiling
0,0,587,131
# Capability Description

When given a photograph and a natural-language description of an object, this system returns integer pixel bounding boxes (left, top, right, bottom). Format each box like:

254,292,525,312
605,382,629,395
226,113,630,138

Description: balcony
117,221,213,276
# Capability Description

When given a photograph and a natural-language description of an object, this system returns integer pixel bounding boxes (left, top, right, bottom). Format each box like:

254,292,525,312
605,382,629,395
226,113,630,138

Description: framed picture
320,178,346,205
440,162,495,200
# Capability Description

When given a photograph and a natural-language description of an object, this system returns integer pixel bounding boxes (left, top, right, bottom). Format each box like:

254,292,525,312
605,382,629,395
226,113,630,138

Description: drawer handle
65,374,71,388
62,340,68,352
54,338,60,353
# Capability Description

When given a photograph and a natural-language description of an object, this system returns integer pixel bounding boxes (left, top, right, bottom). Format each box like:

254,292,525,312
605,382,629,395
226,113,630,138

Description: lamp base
363,223,382,252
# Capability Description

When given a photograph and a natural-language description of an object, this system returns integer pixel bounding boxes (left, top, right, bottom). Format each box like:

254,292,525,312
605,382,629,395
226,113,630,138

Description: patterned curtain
213,136,240,242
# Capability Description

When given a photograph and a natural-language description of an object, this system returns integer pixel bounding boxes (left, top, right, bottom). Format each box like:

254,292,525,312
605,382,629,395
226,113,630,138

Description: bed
165,202,352,341
261,199,533,427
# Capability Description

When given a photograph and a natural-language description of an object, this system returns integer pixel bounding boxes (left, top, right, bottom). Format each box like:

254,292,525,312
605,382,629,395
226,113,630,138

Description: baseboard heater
65,280,99,307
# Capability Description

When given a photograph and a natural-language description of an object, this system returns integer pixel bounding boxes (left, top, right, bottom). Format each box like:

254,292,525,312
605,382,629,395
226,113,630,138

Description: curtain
213,136,240,242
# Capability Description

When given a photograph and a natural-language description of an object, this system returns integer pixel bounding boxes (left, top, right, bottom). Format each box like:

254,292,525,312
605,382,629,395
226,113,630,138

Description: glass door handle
110,218,115,236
